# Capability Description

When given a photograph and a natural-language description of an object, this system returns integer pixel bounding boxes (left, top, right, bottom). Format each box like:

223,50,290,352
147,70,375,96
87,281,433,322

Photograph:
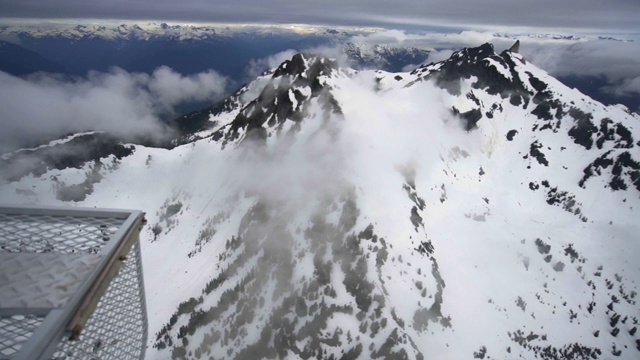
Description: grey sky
1,0,639,34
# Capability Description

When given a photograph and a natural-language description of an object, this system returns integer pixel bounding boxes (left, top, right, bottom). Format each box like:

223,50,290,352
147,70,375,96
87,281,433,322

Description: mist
244,49,299,81
0,66,228,153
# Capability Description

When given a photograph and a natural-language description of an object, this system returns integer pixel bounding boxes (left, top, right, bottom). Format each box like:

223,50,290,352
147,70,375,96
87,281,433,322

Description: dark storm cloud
1,0,639,33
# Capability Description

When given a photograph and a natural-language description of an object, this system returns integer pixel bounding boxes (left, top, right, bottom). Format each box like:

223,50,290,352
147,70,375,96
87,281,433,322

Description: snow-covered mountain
0,22,368,43
1,42,639,359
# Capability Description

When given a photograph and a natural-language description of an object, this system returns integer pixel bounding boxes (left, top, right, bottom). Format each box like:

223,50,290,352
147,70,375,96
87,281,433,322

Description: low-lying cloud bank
0,66,227,152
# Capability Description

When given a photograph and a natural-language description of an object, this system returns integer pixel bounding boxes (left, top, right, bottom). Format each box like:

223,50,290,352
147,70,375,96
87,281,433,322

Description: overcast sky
1,0,638,35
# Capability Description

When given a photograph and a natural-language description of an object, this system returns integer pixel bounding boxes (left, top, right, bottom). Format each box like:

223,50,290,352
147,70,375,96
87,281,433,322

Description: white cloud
244,49,299,80
0,67,227,152
148,66,227,109
523,40,640,80
601,76,640,97
348,29,410,44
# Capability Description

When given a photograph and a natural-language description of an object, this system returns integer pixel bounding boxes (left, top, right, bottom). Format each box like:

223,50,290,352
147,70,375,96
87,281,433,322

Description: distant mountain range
0,23,338,78
0,23,428,87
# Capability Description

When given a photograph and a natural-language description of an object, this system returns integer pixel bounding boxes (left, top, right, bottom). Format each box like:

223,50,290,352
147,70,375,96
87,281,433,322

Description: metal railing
0,205,147,360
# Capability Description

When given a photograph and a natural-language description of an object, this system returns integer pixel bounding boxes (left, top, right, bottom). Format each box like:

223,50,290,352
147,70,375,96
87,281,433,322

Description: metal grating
0,253,104,310
0,213,122,254
0,315,43,359
0,206,147,360
53,242,147,360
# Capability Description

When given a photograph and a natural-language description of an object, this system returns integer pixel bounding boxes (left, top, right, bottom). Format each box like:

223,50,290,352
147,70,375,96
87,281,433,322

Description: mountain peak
220,53,342,144
411,42,528,100
508,39,521,53
272,53,338,80
450,42,496,63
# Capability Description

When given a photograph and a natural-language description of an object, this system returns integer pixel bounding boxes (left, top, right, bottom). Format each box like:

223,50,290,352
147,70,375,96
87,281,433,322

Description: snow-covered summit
1,42,639,359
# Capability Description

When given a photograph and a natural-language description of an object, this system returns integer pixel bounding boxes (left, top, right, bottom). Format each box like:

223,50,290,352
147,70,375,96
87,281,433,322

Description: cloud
0,67,227,152
523,39,640,81
148,66,228,109
243,30,466,76
244,49,299,80
513,38,640,107
601,76,640,98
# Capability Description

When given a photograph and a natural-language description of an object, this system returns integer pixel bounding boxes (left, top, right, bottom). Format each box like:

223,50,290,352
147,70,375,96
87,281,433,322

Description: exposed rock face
508,40,521,53
221,54,342,144
410,43,531,107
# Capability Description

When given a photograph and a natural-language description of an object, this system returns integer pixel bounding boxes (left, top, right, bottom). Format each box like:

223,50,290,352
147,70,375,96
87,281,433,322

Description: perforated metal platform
0,205,147,360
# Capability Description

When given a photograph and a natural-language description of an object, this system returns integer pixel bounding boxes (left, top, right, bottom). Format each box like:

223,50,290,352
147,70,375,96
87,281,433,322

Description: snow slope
1,43,639,359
